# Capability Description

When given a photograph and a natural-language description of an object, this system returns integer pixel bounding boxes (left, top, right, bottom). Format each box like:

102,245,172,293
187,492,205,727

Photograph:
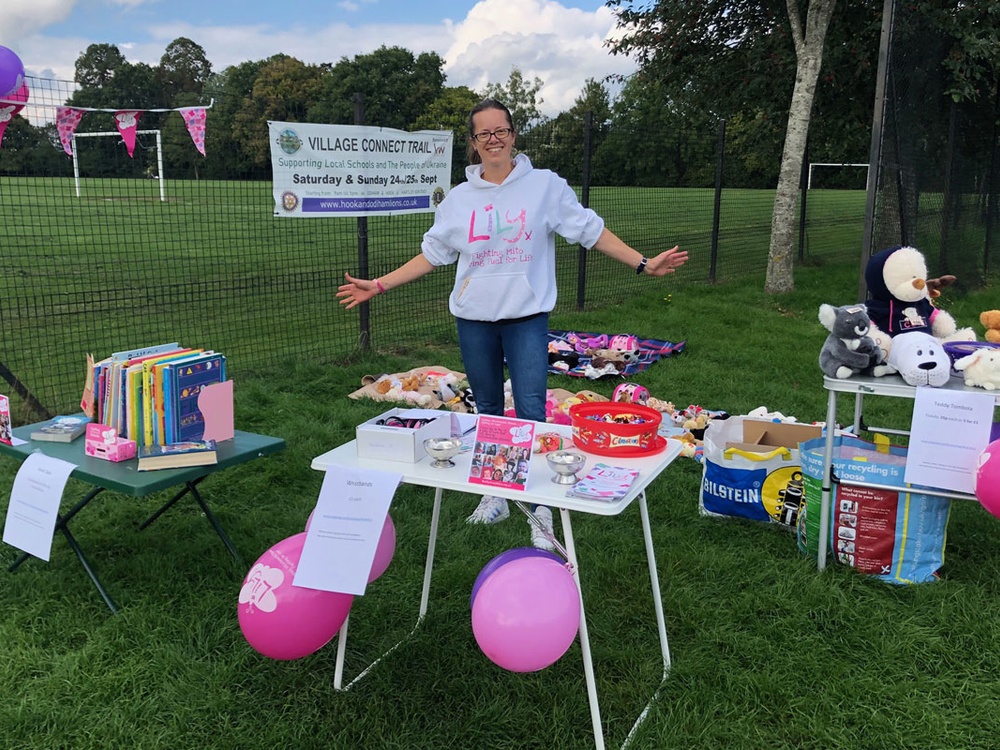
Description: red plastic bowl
569,402,663,456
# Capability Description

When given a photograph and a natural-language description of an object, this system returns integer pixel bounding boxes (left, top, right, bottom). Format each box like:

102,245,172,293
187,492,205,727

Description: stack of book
87,342,227,449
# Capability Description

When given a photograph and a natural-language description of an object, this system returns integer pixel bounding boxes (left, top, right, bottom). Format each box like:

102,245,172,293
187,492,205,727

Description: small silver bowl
423,437,463,468
546,450,586,484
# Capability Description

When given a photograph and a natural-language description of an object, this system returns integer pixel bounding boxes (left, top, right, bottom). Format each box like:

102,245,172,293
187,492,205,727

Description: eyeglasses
471,127,513,143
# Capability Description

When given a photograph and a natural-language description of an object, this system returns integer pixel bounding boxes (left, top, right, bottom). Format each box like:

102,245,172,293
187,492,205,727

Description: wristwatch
635,256,648,275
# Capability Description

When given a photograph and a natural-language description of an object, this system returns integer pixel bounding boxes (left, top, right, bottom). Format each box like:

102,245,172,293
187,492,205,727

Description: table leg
7,486,119,613
818,388,838,570
419,487,443,618
138,478,239,561
559,508,606,750
332,487,444,693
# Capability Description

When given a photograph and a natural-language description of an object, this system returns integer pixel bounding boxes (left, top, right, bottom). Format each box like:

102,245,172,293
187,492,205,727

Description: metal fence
0,77,866,423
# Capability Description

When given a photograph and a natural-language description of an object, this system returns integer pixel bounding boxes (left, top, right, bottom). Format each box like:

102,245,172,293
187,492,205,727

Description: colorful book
137,439,217,471
467,415,536,491
30,415,90,443
140,348,198,447
169,353,226,443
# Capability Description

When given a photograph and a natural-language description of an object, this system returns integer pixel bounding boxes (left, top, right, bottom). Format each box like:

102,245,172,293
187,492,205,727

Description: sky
1,0,640,117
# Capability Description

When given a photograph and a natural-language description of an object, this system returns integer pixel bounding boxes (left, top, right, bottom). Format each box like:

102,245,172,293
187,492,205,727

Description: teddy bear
954,347,1000,390
817,303,888,379
981,311,1000,344
863,245,975,361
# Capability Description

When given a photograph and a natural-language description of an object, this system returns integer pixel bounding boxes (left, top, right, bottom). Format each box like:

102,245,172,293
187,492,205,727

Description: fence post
576,111,593,310
798,138,809,261
354,93,371,350
986,81,1000,278
710,119,725,283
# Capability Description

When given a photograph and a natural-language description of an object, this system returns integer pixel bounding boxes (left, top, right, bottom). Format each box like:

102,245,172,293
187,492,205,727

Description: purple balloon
0,46,25,99
470,546,563,609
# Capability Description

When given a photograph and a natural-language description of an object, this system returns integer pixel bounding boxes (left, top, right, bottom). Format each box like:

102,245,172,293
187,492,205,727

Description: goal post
807,162,870,190
71,130,166,201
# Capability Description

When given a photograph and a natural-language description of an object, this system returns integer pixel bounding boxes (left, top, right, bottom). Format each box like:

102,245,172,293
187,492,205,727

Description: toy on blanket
612,383,650,406
817,303,889,379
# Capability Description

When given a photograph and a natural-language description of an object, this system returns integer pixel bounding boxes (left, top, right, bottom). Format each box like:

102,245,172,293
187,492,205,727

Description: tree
412,85,481,184
764,0,838,293
482,67,545,132
609,0,847,292
158,37,212,100
74,43,127,88
313,46,445,129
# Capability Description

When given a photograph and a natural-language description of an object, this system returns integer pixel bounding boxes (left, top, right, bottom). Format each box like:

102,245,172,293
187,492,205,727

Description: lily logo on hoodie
468,204,531,243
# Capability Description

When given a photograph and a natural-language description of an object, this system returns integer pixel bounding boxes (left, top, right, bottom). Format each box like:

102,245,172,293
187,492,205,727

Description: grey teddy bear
818,303,890,379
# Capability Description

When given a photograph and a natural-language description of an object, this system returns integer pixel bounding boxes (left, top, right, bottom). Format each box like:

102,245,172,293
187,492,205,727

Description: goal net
71,130,166,201
807,162,869,191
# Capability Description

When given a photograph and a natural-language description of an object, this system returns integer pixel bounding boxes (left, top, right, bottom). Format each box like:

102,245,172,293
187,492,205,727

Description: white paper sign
2,452,77,560
293,466,401,595
904,387,996,493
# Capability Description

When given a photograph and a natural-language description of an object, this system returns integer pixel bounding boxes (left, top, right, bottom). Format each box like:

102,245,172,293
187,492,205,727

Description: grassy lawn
2,261,1000,749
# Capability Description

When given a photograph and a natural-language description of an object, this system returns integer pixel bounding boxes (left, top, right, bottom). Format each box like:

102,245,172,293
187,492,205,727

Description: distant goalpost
807,162,870,190
71,130,166,202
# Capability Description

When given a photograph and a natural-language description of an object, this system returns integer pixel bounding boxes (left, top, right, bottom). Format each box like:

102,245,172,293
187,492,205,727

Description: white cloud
9,0,637,117
0,0,77,40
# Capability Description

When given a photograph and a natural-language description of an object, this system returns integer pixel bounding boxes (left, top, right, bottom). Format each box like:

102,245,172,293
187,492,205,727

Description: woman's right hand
337,272,379,310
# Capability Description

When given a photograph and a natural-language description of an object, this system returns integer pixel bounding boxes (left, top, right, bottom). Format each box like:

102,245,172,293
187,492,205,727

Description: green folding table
1,421,285,612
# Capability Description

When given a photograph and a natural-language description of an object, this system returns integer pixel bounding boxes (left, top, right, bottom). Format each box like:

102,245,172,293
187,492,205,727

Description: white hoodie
421,153,605,322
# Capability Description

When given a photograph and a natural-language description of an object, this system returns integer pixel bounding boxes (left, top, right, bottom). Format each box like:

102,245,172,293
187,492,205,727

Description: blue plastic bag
798,435,952,584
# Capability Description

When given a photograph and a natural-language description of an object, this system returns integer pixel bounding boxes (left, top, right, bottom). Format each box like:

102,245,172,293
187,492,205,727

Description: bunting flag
114,110,142,157
56,106,84,155
180,107,207,156
0,82,28,149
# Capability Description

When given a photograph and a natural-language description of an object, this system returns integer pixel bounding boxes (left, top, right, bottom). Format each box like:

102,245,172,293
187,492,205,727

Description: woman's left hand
644,246,689,276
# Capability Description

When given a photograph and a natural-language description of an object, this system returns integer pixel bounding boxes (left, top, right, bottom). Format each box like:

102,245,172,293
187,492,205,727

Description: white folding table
311,423,683,750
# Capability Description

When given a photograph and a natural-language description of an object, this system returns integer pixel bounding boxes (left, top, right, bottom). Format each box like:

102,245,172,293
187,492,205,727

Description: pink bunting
180,107,207,156
0,82,28,150
114,110,142,157
56,106,84,156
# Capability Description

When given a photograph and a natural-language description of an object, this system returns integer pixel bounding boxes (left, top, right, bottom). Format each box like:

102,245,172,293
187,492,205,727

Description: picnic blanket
547,330,686,378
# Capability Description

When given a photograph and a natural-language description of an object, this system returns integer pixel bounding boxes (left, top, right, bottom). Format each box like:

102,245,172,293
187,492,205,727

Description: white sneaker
529,506,556,551
466,495,510,525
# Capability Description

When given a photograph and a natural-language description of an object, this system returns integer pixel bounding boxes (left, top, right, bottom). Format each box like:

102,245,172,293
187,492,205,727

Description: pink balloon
237,532,354,660
0,46,24,99
304,511,396,584
975,440,1000,518
5,82,29,104
470,546,563,609
471,556,581,672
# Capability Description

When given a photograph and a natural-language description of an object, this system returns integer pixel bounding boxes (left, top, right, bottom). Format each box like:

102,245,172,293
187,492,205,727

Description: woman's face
471,108,515,168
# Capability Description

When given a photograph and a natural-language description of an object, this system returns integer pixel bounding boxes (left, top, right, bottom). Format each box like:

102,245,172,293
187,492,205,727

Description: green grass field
2,261,1000,749
0,176,869,425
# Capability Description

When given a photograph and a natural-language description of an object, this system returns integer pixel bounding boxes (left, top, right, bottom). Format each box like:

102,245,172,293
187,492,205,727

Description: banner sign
268,121,453,218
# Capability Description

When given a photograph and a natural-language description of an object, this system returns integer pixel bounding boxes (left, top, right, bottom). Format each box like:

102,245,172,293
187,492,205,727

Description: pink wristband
375,278,386,295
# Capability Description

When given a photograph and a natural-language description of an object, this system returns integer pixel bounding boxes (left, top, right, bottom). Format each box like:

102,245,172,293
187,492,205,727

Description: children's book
169,353,227,443
567,463,640,502
467,415,536,491
30,415,90,443
140,348,199,447
137,439,217,471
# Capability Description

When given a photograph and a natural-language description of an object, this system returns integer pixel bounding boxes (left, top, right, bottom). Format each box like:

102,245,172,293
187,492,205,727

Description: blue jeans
456,312,549,423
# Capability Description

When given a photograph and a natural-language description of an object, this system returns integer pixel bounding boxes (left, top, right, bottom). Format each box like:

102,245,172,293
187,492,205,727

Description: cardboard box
356,408,451,462
725,419,822,454
84,423,137,462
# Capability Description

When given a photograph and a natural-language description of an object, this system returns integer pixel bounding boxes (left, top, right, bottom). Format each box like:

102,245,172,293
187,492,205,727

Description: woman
338,99,688,549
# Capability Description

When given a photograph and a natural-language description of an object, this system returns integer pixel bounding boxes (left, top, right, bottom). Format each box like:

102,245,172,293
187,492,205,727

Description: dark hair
466,98,515,164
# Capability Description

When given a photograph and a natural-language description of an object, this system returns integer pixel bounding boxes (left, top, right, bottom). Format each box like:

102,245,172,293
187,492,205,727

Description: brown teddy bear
981,310,1000,343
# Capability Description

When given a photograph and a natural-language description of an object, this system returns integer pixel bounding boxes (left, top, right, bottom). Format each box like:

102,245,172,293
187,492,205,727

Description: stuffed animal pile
816,245,977,387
